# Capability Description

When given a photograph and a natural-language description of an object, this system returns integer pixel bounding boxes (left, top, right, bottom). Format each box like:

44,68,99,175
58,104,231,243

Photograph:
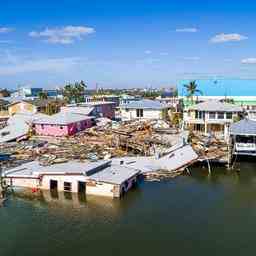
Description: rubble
0,119,201,184
190,132,229,162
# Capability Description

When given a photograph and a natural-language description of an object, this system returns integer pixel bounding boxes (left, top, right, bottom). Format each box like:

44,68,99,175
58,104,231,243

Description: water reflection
189,161,256,186
10,185,143,220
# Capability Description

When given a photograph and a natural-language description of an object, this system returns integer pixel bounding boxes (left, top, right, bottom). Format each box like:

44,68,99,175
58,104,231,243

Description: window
64,182,72,192
136,109,143,118
41,124,44,129
60,126,63,130
209,112,216,119
218,112,224,119
196,111,204,119
226,112,233,119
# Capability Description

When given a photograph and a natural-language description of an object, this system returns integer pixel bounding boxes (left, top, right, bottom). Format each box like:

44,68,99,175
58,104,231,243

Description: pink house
66,102,116,119
33,111,94,137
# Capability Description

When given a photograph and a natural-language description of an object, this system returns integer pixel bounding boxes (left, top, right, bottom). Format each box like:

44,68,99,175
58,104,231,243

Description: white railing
235,143,256,152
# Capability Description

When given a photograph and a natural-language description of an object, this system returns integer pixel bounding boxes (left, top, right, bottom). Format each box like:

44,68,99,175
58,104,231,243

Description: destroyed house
230,119,256,156
33,110,94,137
120,99,169,121
3,160,140,198
183,101,243,140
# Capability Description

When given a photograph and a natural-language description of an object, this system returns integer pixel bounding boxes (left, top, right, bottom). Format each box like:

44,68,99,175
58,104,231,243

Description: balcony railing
235,143,256,152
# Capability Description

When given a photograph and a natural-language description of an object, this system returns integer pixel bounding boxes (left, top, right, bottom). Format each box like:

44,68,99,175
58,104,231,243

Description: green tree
38,91,48,100
183,80,203,103
63,80,87,103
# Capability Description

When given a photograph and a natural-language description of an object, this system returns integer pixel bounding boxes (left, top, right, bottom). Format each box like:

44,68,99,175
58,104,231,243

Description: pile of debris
190,132,228,162
0,119,182,167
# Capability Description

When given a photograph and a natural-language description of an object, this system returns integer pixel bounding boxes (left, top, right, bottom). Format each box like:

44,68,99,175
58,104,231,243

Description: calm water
1,161,256,256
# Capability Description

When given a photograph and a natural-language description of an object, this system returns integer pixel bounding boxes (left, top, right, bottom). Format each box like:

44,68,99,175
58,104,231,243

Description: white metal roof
4,160,111,177
230,119,256,136
120,99,168,110
189,101,243,112
0,112,48,143
89,164,140,185
33,112,93,125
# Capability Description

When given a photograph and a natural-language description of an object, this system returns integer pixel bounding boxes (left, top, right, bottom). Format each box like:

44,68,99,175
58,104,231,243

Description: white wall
86,181,115,198
40,175,86,193
5,178,39,188
121,108,163,121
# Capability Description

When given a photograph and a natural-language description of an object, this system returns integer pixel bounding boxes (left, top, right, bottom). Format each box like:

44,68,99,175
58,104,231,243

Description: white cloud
0,54,83,75
29,25,95,44
144,50,152,54
0,27,13,33
176,28,198,33
210,33,248,43
241,58,256,64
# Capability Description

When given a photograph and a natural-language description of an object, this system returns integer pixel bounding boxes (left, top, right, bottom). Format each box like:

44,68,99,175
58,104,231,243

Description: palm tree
183,80,203,103
63,81,87,103
38,91,48,100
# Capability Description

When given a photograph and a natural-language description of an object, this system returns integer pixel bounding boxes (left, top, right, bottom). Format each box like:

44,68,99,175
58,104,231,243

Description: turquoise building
177,79,256,97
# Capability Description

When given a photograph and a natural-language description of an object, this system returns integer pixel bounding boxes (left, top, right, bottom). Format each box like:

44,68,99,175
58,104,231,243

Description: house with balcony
230,119,256,156
183,100,243,140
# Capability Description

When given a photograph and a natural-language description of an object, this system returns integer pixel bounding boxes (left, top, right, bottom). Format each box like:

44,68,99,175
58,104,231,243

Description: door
78,181,86,194
50,180,58,198
50,180,58,190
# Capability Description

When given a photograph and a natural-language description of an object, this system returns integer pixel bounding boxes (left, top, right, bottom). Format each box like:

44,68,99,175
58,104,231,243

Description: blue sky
1,0,256,89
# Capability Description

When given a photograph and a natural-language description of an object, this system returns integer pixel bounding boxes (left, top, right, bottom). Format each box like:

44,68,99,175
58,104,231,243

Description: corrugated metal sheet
230,119,256,135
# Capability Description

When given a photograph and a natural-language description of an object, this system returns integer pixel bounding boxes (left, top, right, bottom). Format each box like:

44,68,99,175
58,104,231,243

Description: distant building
119,99,170,121
183,100,243,140
11,86,43,98
178,79,256,97
0,89,10,98
84,95,120,107
3,160,140,198
119,94,141,105
155,96,181,112
8,99,65,116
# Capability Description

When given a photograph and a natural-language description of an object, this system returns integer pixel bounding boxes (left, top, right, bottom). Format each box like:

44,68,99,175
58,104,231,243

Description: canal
1,161,256,256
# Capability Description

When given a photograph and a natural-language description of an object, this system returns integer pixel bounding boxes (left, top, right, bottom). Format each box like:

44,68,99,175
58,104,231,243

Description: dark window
196,111,205,119
226,112,233,119
60,126,63,130
218,112,225,119
64,182,72,192
209,112,216,119
136,109,143,117
41,124,44,129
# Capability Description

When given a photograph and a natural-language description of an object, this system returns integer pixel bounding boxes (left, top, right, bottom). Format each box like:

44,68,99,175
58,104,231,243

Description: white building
183,100,243,140
119,99,170,121
3,160,140,198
